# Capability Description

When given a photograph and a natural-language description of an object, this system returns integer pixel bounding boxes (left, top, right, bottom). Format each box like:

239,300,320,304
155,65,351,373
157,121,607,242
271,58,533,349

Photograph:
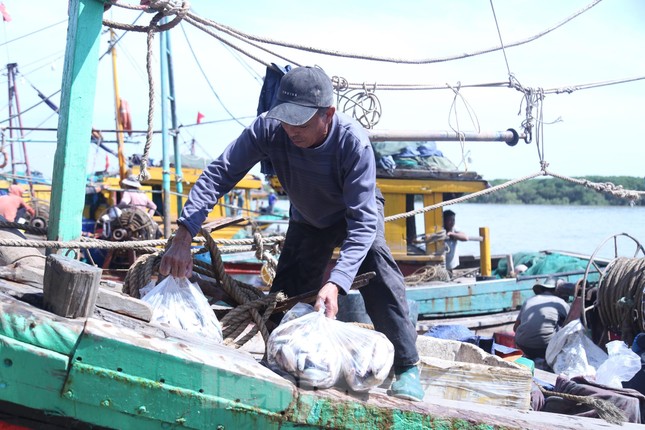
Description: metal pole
6,64,35,195
164,30,184,217
6,64,16,179
367,129,523,145
159,25,171,238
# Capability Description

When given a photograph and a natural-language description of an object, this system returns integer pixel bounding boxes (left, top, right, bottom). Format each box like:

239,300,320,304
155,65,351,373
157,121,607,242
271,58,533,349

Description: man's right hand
159,225,194,278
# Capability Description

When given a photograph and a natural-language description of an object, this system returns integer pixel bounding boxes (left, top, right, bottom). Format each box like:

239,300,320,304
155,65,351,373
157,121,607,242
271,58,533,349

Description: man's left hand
315,282,340,318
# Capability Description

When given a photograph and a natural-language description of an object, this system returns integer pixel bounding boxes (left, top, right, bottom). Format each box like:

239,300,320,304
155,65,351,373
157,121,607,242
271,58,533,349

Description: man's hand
159,226,194,278
315,282,340,318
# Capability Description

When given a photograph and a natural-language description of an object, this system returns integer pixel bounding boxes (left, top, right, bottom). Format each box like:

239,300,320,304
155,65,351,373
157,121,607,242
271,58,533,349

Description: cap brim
266,102,318,126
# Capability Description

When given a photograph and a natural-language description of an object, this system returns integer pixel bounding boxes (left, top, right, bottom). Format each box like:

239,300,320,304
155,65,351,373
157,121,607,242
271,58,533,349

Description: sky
0,0,643,182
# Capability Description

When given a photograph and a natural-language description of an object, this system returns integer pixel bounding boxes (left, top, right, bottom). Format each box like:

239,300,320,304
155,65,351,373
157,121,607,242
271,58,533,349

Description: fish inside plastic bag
267,303,394,392
595,340,641,388
141,276,223,342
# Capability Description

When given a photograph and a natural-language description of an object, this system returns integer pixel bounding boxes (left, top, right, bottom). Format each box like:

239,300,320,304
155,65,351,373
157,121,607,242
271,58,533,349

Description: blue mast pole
159,23,171,237
165,29,184,217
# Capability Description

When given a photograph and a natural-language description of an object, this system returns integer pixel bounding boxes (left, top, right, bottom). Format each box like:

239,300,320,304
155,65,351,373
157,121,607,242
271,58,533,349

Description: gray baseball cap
266,66,334,126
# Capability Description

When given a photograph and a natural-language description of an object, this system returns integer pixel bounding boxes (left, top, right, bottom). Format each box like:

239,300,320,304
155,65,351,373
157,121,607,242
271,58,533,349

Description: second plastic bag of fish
141,275,223,343
267,303,394,391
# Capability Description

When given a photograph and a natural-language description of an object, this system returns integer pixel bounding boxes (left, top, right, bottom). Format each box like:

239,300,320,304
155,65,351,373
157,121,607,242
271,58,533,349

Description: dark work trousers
270,193,419,368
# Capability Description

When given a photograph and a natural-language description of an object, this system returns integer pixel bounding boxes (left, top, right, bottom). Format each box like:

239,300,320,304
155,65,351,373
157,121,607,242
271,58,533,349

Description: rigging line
98,12,145,62
182,17,268,68
189,0,603,65
544,75,645,94
178,116,257,128
340,81,510,91
0,89,61,125
118,46,148,82
0,19,67,49
179,21,254,128
25,111,58,139
221,43,264,83
489,0,512,77
184,15,301,68
14,52,65,77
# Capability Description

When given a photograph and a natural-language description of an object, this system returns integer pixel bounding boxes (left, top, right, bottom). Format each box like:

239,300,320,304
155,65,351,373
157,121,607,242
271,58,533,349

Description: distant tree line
469,176,645,206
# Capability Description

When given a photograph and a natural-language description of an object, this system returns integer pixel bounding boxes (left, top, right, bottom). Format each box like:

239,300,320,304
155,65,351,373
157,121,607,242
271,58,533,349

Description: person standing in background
443,209,468,271
267,191,277,214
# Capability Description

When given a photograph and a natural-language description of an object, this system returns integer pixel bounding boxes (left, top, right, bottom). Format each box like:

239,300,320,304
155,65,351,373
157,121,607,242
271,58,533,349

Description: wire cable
179,22,247,128
0,19,67,49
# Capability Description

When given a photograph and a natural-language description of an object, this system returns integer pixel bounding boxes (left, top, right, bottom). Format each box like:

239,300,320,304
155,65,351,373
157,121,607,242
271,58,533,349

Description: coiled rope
596,257,645,346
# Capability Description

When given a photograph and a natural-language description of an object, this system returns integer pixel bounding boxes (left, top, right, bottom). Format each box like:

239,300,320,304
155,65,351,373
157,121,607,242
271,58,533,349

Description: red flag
196,112,205,124
0,3,11,22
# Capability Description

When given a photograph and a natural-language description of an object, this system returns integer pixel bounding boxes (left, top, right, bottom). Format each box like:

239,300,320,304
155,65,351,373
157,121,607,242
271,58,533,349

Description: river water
442,203,645,260
273,200,645,260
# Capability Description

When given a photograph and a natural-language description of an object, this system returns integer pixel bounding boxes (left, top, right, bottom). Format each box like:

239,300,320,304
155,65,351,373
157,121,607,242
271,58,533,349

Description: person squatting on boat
513,276,570,360
159,66,424,401
118,174,157,217
443,209,468,271
0,184,35,223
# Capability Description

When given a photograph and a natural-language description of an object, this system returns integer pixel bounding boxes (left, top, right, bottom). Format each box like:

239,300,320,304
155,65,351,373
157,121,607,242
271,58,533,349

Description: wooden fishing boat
226,152,615,334
3,2,640,427
94,165,286,241
0,273,630,430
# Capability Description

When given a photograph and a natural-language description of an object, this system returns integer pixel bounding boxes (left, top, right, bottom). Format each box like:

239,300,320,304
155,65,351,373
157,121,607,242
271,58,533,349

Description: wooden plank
43,254,101,318
94,287,152,322
48,0,105,242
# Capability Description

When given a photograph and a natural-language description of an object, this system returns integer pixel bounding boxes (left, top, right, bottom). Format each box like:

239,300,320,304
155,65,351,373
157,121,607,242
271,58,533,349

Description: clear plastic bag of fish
337,322,394,392
267,304,342,388
141,276,223,342
267,303,394,392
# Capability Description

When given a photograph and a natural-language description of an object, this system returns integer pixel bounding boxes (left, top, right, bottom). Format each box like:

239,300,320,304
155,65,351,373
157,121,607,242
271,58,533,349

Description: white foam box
416,336,533,410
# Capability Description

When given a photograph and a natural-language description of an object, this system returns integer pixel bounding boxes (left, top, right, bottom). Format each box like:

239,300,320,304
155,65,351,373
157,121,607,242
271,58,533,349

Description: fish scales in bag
338,323,394,392
142,276,223,342
267,305,341,388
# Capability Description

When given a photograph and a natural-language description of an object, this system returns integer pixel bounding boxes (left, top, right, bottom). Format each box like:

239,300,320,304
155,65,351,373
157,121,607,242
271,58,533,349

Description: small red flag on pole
0,3,12,22
196,112,205,124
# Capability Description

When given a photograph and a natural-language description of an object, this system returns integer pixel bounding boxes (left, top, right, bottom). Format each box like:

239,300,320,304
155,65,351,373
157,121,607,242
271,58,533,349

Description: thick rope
384,168,642,224
545,170,643,203
384,170,544,223
103,1,190,181
596,257,645,346
405,265,451,285
0,221,47,236
123,251,163,297
179,1,602,65
537,384,627,425
199,227,276,349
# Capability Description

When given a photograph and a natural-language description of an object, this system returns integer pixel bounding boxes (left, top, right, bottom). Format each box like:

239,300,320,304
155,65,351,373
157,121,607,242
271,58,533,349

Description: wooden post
48,0,105,243
43,254,102,318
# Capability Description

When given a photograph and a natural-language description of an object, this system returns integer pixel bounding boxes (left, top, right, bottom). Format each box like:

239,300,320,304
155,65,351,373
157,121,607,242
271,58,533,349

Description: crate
416,336,533,410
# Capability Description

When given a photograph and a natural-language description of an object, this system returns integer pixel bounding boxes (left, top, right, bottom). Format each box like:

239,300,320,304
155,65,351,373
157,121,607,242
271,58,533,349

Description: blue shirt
178,112,377,292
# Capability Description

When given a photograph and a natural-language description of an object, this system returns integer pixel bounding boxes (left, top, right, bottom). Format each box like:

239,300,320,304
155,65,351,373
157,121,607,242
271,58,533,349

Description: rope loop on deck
596,257,645,346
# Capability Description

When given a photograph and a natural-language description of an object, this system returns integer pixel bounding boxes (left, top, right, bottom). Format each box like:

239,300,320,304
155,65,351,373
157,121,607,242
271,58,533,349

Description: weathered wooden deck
0,278,636,429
